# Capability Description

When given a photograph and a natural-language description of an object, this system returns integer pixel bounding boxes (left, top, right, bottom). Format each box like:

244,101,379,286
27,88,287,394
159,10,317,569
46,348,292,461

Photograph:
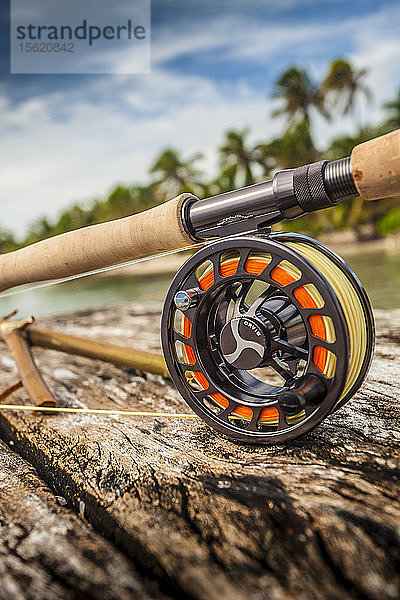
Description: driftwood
0,317,58,408
0,440,167,600
26,325,169,378
0,301,399,600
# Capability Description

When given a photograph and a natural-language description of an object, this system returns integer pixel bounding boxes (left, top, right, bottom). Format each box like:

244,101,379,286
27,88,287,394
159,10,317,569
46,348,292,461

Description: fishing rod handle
351,129,400,201
0,193,193,293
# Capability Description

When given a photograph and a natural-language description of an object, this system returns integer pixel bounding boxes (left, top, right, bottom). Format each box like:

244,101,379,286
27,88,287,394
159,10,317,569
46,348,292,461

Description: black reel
161,234,375,444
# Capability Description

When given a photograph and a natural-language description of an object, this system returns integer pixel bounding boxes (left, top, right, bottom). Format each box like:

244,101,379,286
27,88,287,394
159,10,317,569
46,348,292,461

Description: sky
1,0,400,238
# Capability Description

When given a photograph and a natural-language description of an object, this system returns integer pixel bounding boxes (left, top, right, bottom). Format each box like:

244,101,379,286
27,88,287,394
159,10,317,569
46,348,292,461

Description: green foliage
267,120,319,168
219,129,258,187
324,125,386,161
149,148,203,198
20,184,157,247
2,57,399,252
377,206,400,235
0,230,18,253
383,88,400,130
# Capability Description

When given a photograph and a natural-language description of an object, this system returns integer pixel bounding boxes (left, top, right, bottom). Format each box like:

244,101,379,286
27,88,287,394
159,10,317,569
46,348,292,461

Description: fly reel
161,234,374,443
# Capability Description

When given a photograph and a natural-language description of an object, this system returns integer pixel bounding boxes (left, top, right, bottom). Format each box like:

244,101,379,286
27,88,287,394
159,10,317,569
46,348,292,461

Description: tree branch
0,317,58,408
0,315,169,411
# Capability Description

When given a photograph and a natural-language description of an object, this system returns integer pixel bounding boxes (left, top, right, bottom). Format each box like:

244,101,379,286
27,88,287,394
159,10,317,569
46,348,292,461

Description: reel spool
161,234,374,443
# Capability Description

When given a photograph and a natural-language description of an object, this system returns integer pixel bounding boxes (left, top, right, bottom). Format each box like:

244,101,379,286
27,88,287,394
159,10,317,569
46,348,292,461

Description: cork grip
0,193,195,293
351,129,400,201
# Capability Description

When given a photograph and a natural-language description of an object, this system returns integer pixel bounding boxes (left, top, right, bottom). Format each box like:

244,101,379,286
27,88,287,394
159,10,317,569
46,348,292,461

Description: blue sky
1,0,400,237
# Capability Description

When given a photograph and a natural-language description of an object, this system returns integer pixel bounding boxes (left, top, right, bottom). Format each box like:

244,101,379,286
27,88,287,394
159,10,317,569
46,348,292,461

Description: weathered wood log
0,302,399,600
0,439,168,600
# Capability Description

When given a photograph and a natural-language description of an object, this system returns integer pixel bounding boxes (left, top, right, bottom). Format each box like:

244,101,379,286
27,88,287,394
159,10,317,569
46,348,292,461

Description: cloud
1,0,399,237
0,72,278,237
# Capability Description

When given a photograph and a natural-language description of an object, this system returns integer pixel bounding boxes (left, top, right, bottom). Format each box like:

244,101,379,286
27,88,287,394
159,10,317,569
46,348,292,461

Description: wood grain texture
0,439,168,600
0,302,399,600
351,129,400,200
0,193,195,293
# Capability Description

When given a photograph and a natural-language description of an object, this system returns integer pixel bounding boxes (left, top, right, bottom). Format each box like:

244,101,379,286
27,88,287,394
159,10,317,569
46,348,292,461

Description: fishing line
0,404,199,419
285,240,368,404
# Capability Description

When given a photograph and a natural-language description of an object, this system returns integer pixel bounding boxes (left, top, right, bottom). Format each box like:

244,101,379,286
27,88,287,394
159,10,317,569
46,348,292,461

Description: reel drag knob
220,317,270,370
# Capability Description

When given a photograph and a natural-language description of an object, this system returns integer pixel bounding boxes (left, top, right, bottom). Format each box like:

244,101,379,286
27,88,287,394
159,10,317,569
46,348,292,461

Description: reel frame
161,234,372,443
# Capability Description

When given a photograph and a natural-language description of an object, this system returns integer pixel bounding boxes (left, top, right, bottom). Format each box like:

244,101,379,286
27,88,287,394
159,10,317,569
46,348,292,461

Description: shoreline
319,230,400,256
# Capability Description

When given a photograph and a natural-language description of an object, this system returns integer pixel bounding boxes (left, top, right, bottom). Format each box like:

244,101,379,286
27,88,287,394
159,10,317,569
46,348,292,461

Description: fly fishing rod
1,129,399,443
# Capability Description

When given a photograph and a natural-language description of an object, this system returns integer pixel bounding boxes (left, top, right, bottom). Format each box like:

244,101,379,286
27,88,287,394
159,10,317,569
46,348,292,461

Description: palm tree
268,120,319,169
149,149,203,196
383,89,400,130
321,58,371,115
219,129,257,187
271,67,328,129
252,142,278,178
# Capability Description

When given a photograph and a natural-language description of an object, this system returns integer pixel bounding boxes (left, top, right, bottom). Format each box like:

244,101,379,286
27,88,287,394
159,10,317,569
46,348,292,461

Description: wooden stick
0,318,58,408
0,318,169,412
0,381,23,402
25,326,169,378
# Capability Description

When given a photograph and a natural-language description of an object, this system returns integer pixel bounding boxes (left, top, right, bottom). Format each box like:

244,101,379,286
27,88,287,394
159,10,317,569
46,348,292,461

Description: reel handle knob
351,128,400,201
278,375,326,415
174,288,203,311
